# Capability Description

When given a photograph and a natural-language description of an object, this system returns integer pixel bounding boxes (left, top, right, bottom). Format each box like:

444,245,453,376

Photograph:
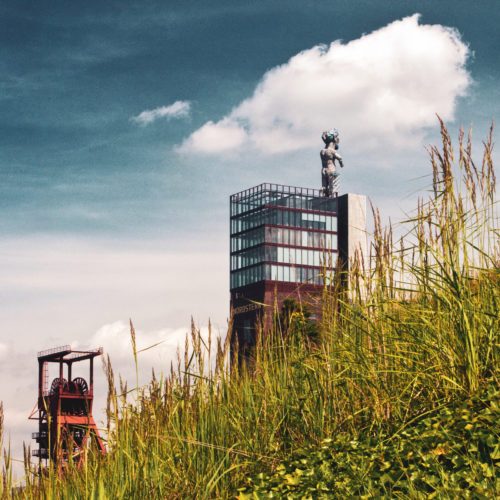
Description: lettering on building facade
232,302,262,315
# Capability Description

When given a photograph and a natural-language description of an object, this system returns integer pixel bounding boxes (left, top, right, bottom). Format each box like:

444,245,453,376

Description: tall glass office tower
229,183,339,353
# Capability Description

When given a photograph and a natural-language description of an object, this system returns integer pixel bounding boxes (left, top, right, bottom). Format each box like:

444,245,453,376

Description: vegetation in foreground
240,382,499,498
0,121,498,498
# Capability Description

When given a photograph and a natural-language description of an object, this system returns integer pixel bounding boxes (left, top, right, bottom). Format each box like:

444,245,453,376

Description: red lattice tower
30,346,106,470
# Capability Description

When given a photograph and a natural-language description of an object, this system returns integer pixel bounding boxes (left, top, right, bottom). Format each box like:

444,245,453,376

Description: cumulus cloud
88,320,188,364
132,100,191,125
80,320,213,389
179,15,470,156
183,118,248,153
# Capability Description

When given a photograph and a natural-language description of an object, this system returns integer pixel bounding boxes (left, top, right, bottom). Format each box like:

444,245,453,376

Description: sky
0,0,499,471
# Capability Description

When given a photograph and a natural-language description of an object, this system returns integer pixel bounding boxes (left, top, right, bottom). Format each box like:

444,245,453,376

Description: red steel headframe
29,345,106,471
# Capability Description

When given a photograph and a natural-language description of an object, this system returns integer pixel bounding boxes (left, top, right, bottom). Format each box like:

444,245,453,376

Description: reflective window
271,265,278,280
230,186,339,289
231,208,337,234
232,245,337,271
230,262,337,288
259,228,337,250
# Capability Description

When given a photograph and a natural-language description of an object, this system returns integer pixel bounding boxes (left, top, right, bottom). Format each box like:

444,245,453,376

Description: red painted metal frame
30,346,106,471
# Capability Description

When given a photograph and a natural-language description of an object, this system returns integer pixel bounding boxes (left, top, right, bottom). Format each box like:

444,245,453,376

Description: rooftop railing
37,345,103,360
37,345,71,358
230,183,331,202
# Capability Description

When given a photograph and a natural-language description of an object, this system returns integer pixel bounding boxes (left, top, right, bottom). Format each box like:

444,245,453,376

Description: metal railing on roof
37,345,103,360
230,183,328,202
65,347,103,360
37,345,71,358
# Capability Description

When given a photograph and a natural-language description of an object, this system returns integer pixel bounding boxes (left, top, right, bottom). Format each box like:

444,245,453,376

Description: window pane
271,265,278,280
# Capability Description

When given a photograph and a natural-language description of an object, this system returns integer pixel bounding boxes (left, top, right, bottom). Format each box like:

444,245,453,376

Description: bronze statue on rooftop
320,129,343,197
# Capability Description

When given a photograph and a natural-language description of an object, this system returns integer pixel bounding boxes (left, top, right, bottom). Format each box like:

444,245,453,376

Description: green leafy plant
239,382,499,498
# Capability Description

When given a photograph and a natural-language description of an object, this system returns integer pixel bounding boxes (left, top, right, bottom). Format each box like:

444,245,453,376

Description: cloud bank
88,320,192,370
179,15,470,156
0,235,228,473
132,100,191,125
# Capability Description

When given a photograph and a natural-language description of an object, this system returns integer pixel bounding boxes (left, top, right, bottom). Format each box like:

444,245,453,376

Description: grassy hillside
1,121,498,498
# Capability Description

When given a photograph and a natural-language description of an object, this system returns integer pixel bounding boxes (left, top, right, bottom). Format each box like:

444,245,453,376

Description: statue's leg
321,168,328,196
325,167,335,197
331,172,339,194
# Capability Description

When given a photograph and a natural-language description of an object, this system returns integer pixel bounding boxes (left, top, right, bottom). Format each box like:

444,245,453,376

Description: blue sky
0,1,498,470
1,0,498,236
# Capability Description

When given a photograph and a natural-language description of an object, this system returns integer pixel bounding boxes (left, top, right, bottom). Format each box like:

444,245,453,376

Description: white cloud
0,342,7,359
82,321,214,421
132,100,191,125
179,15,470,156
178,118,247,154
87,320,191,369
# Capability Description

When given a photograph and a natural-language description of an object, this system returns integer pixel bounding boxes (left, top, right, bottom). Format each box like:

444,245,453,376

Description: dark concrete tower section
337,193,368,274
229,183,339,356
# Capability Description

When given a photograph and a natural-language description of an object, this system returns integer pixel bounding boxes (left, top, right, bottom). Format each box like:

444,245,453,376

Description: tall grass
1,122,498,498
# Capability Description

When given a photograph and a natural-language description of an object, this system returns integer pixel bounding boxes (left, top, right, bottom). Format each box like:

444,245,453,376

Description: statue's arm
336,152,344,168
320,149,327,168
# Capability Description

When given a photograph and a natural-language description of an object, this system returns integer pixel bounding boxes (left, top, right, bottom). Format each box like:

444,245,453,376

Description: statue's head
322,129,339,148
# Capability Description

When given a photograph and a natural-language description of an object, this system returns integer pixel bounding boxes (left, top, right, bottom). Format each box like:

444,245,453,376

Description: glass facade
230,184,338,289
